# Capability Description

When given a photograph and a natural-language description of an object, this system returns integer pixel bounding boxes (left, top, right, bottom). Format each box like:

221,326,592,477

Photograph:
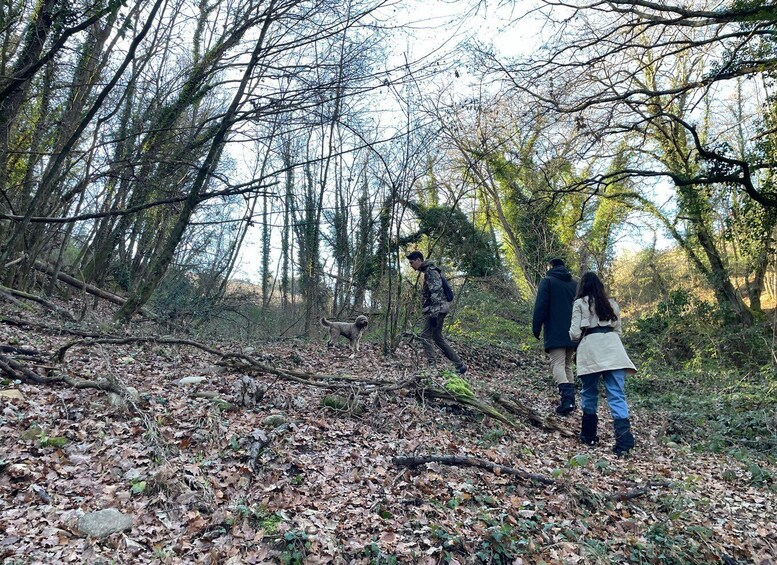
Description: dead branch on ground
0,285,76,321
422,388,515,426
393,454,555,485
1,315,116,338
492,393,575,437
4,316,565,430
31,259,157,319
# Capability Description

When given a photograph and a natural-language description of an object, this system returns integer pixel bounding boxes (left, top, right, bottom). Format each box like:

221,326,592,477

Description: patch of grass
38,434,68,448
235,503,283,533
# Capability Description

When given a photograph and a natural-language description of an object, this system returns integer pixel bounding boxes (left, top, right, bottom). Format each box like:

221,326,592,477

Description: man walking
407,251,467,374
532,258,578,415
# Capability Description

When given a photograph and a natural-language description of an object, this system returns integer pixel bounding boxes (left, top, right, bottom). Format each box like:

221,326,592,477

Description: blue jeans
579,369,630,420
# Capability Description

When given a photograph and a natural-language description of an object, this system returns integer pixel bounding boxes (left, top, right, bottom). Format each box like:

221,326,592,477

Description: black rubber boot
555,383,576,416
579,413,599,445
613,418,635,456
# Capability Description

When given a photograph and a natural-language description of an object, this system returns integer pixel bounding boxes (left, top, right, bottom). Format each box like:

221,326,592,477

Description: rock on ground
77,508,133,538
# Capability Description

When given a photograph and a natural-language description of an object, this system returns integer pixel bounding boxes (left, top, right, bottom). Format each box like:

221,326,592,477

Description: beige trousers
548,348,575,385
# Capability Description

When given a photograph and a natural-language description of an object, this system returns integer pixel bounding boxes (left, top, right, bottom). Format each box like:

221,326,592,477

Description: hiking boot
579,413,599,445
613,418,635,456
456,364,467,375
555,383,576,416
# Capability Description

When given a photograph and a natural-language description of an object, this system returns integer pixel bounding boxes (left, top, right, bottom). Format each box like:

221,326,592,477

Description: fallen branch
32,260,128,306
608,480,674,502
1,345,41,355
492,393,574,437
422,388,516,426
31,259,157,319
0,352,58,384
393,454,555,485
608,488,650,502
0,284,76,321
0,289,23,307
0,315,114,338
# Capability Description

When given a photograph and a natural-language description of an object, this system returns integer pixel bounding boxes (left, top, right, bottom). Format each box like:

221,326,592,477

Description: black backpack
439,269,455,302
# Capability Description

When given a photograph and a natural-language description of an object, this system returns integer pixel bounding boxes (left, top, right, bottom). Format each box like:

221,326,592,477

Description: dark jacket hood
547,265,573,282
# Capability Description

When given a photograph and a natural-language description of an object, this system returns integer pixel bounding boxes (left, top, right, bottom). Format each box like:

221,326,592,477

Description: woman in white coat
569,272,636,455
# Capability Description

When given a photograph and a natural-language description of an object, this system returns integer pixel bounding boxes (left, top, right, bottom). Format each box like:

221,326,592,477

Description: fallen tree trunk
492,392,574,437
393,454,555,485
31,260,157,319
422,388,515,426
32,260,128,305
0,284,76,321
1,315,114,338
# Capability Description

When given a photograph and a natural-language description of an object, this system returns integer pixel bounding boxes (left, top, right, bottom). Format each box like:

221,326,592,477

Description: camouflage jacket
420,261,451,317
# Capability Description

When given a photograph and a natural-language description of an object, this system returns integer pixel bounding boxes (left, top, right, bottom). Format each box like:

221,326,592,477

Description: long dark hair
575,272,617,322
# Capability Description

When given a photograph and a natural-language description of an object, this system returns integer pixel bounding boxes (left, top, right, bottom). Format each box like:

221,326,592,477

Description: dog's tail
320,317,331,327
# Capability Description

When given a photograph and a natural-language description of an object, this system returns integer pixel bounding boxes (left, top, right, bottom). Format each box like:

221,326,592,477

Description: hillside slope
1,305,775,564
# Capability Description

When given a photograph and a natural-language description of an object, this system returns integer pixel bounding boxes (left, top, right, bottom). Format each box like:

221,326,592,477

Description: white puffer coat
569,296,636,376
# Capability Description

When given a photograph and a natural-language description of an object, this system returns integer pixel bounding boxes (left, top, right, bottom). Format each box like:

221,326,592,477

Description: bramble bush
624,289,772,372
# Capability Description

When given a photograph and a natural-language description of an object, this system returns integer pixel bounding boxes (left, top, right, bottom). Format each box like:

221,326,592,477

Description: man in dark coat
532,258,578,415
407,251,467,374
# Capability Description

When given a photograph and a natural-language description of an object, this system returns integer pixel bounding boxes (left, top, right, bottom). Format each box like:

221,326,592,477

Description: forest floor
1,303,776,564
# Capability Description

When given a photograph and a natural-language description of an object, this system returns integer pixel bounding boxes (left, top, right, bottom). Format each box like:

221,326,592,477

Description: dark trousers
420,313,463,369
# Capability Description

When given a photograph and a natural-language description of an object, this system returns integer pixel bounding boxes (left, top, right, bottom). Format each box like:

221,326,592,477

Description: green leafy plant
130,480,147,495
475,523,521,563
280,530,310,565
363,542,399,564
423,524,466,562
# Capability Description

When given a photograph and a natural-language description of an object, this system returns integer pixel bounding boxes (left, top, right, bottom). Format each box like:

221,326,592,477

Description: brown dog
321,315,368,358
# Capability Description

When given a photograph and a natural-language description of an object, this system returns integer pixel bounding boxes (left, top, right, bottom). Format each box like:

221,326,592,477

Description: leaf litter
0,309,775,564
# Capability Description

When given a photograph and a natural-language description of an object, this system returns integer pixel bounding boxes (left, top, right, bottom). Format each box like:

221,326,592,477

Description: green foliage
280,530,310,565
446,281,532,346
631,370,777,458
627,522,719,564
430,525,465,560
235,504,283,533
484,147,582,285
401,203,502,277
480,427,506,446
474,523,522,563
625,289,771,370
130,480,147,495
363,542,398,564
568,453,591,468
38,434,68,448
